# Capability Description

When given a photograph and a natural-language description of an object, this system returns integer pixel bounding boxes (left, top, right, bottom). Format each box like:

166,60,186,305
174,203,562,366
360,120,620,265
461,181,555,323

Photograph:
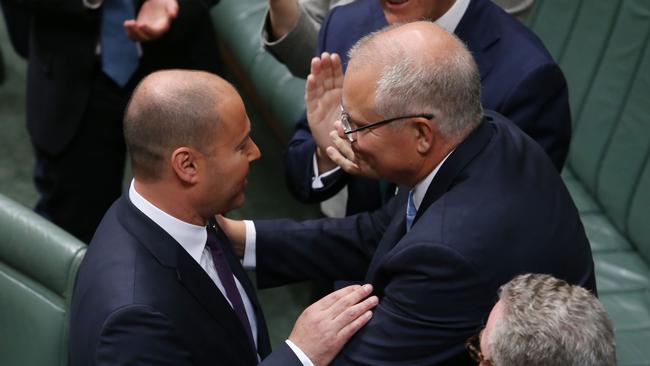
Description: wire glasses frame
465,330,494,366
340,105,434,142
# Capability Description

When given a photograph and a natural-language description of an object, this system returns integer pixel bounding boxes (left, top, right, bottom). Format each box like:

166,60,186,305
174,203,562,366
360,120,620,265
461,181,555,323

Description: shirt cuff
285,340,315,366
83,0,102,9
242,220,256,269
311,152,341,189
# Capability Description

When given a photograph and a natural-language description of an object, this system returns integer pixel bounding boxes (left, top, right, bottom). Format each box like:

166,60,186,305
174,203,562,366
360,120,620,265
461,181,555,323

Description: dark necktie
205,221,256,350
100,0,139,87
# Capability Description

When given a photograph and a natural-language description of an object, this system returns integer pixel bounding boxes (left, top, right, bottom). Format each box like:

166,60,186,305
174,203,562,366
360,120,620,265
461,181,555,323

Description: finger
305,74,319,114
310,58,325,99
326,284,373,316
138,22,163,40
330,130,355,161
320,53,335,92
333,296,377,330
124,21,145,41
337,310,373,342
327,146,360,174
166,0,179,17
309,285,363,312
331,53,344,89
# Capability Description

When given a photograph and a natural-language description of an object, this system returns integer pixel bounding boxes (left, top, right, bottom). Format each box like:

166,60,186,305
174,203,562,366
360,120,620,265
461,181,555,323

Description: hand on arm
268,0,300,40
124,0,178,42
306,52,344,174
289,284,378,366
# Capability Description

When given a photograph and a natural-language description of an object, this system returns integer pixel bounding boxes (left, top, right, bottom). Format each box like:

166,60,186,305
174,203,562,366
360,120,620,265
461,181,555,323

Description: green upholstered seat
530,0,650,364
0,193,86,366
212,0,306,142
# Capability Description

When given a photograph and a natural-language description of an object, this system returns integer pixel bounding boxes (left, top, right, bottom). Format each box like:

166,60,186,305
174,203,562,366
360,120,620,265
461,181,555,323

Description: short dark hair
123,71,227,180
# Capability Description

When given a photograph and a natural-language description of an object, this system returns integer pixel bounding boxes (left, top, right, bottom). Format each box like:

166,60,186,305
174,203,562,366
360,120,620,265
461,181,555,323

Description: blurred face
380,0,456,24
198,93,261,215
341,65,421,185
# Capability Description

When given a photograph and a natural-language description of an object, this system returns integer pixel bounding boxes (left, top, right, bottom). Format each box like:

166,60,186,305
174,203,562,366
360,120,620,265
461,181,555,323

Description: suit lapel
117,197,258,363
365,190,408,284
455,0,499,81
413,119,495,226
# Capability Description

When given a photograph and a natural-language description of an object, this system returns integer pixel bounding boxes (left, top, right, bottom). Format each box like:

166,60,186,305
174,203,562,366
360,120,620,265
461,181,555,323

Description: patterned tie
205,220,256,349
406,189,417,231
100,0,139,87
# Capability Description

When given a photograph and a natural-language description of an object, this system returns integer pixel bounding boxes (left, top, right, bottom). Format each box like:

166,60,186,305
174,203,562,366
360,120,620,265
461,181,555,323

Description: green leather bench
212,1,650,364
529,1,650,364
0,193,86,366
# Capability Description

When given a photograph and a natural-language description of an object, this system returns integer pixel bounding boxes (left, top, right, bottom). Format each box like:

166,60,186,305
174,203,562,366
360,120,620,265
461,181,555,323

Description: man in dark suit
285,0,571,217
14,0,222,243
219,22,595,365
69,70,378,366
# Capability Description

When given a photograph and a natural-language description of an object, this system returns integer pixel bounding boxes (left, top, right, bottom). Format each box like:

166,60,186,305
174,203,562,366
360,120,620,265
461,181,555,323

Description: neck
134,179,207,226
406,141,456,187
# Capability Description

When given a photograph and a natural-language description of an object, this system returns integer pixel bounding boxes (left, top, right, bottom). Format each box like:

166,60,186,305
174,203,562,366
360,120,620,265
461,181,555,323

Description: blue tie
406,189,416,231
101,0,139,87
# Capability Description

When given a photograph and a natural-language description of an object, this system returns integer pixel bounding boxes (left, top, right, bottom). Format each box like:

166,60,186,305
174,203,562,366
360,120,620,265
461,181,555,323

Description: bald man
220,22,595,365
69,70,378,366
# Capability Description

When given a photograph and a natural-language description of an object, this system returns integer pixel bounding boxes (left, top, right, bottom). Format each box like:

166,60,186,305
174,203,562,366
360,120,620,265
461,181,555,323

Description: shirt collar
411,150,454,210
435,0,471,33
128,180,207,264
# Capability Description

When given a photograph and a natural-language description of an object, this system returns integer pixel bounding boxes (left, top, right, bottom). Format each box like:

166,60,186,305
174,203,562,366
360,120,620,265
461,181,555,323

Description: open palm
306,52,344,164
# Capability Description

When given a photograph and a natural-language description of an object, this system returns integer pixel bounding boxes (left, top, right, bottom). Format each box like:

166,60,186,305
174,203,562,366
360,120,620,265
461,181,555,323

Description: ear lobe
171,147,200,184
414,119,433,154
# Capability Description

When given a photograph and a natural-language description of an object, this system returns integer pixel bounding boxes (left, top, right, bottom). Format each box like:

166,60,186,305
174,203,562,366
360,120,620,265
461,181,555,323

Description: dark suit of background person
284,0,571,216
14,0,221,243
254,112,596,365
69,192,303,366
0,0,29,58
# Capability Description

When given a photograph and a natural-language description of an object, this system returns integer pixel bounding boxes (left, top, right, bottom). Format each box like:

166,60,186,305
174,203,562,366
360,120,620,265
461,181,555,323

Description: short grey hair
347,22,483,140
487,274,616,366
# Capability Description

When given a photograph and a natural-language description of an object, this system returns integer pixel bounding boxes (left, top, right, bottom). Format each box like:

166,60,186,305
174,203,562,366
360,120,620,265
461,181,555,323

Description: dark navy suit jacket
261,112,595,365
285,0,571,215
69,195,300,366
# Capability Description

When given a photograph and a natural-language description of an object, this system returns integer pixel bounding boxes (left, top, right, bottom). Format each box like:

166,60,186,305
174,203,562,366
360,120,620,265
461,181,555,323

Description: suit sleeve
255,195,398,288
95,305,195,365
332,243,494,365
260,342,304,366
500,62,571,171
262,2,320,79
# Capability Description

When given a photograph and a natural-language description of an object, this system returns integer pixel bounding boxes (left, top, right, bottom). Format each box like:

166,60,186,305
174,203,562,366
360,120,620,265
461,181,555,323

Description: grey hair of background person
488,273,617,366
123,70,228,181
346,22,483,142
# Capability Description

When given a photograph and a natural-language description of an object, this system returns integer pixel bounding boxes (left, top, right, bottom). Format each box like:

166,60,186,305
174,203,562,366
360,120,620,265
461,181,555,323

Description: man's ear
413,117,434,154
171,147,200,184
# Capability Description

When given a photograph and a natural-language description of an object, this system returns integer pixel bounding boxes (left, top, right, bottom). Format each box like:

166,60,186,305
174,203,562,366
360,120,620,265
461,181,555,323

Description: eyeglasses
340,105,434,142
465,330,494,365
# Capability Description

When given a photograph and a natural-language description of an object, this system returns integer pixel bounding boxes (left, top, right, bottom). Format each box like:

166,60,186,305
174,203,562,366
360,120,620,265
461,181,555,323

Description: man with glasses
285,0,571,219
466,274,615,366
219,21,595,365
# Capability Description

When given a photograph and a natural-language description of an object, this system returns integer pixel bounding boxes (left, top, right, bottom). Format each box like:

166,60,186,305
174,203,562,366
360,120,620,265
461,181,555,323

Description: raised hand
289,284,378,365
124,0,178,42
306,52,344,174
